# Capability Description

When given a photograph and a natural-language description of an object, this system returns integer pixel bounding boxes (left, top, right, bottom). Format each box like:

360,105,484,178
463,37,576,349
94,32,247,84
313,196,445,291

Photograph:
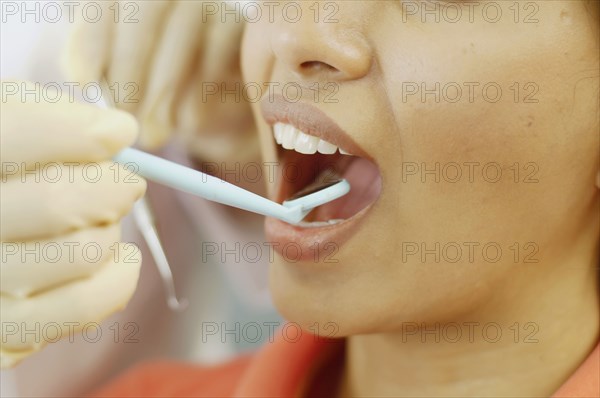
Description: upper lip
260,95,372,160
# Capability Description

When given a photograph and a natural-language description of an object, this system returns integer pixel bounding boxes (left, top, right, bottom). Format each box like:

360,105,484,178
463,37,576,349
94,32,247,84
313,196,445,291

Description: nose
270,10,373,81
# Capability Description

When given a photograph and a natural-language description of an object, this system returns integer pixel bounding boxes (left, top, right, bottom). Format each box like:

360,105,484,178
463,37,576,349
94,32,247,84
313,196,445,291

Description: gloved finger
198,14,245,84
175,18,251,160
0,243,141,368
176,68,258,164
107,0,173,114
136,0,206,149
60,1,113,84
0,162,146,241
0,82,138,166
1,224,121,298
177,112,259,168
189,14,245,129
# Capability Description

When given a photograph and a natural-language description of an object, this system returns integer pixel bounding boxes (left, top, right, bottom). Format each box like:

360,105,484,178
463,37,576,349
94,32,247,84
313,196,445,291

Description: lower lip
264,203,374,263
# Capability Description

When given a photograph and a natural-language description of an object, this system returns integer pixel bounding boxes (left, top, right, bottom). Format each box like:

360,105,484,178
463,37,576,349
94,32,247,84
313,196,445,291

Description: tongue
312,157,381,221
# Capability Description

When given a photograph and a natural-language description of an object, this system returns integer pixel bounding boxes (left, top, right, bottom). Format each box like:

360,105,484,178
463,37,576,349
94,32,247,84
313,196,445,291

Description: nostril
300,61,338,73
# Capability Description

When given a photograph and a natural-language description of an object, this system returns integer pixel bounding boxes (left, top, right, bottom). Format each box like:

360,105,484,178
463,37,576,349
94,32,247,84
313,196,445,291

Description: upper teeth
273,123,352,155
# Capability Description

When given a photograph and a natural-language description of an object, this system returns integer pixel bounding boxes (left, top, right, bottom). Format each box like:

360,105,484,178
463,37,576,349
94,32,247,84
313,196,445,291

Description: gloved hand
0,81,146,368
62,0,258,164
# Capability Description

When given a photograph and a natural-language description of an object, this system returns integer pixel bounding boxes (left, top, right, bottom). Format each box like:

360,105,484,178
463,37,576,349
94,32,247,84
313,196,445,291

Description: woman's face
241,0,599,335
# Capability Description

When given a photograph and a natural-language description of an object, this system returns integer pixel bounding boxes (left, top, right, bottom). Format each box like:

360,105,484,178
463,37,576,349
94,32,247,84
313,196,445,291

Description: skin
241,1,599,396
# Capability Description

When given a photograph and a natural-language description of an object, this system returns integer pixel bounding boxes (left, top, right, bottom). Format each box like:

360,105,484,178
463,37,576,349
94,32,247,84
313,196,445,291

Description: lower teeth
296,219,345,228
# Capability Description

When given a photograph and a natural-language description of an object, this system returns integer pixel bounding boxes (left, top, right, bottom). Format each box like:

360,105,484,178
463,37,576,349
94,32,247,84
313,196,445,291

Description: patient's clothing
92,330,599,397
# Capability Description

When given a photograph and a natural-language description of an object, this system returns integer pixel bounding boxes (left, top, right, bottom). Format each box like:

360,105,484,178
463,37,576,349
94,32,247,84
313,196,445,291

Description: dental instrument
96,79,350,310
112,147,350,224
98,81,188,312
96,83,350,224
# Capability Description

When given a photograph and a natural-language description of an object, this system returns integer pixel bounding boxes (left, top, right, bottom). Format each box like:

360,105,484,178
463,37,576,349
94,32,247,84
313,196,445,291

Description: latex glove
62,0,258,164
0,81,146,368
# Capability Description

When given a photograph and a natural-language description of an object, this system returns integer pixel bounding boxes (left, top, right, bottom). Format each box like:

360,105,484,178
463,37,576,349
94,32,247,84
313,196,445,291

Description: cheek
374,15,596,241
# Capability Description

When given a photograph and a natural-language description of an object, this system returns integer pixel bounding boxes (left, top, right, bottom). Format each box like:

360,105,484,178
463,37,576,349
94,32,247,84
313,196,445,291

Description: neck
339,249,599,397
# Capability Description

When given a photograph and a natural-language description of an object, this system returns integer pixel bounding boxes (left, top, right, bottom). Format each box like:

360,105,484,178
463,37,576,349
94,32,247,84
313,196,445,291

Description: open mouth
260,97,381,259
273,122,382,228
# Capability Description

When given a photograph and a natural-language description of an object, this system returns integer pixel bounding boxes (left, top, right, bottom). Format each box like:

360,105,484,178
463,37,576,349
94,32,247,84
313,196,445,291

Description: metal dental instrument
97,80,188,312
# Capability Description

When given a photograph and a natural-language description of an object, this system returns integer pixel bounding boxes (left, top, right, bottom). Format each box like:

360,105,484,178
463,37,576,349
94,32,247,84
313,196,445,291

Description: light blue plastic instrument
96,79,350,311
113,147,349,224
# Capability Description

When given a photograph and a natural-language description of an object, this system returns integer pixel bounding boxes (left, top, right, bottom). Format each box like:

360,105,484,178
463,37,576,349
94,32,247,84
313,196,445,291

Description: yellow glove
0,81,146,368
62,0,258,164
